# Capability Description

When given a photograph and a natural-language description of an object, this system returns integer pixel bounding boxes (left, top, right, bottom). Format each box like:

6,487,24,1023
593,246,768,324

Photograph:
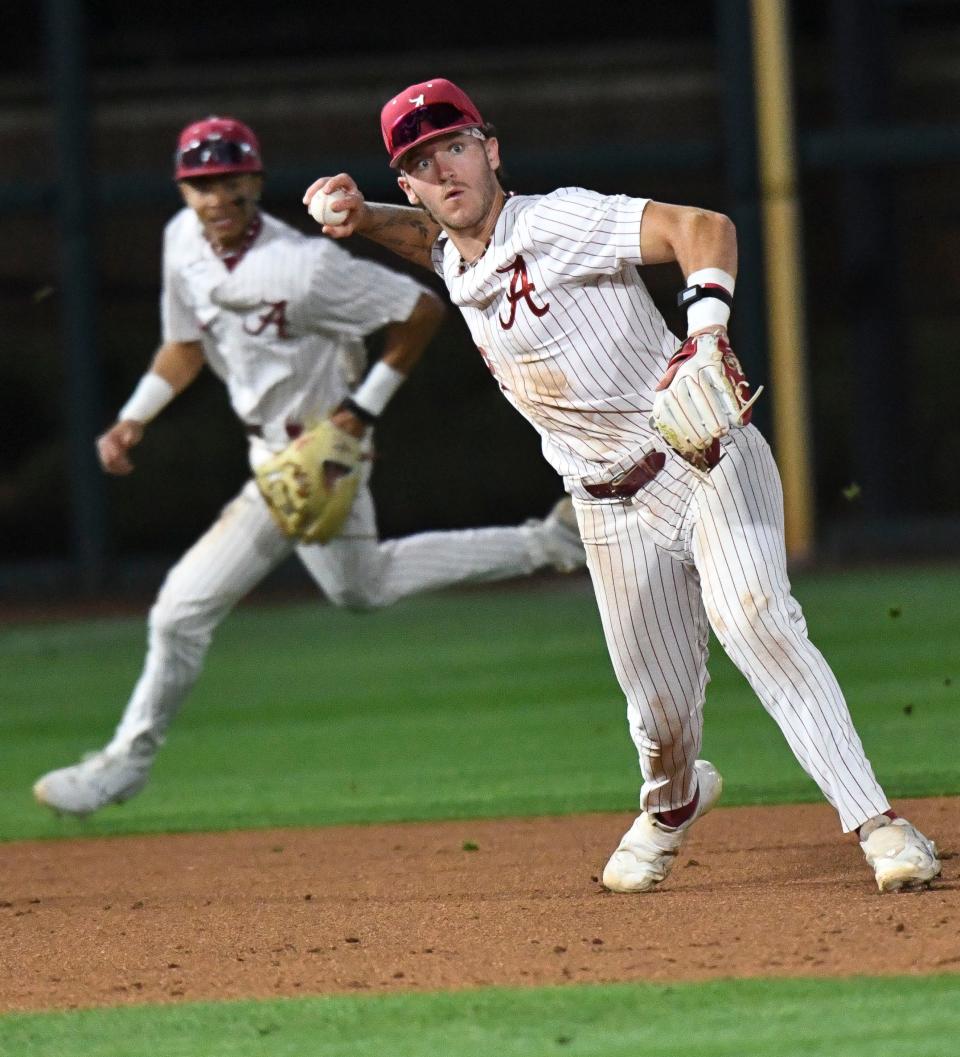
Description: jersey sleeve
302,239,425,338
430,235,449,278
525,188,649,280
160,225,203,343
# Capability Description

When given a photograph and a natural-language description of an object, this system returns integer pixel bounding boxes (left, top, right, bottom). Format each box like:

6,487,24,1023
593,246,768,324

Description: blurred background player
304,78,940,893
33,115,584,817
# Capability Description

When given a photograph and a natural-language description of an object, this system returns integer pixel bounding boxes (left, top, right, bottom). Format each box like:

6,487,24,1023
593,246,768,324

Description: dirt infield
1,797,957,1013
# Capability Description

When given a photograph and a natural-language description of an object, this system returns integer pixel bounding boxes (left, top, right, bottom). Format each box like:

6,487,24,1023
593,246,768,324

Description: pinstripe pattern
572,428,889,832
435,188,890,834
164,208,424,449
575,494,711,815
108,473,548,755
104,209,558,757
691,429,888,830
434,189,676,485
109,479,291,752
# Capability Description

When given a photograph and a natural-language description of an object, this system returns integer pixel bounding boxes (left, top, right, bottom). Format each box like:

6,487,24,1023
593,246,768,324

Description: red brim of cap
389,119,481,168
175,162,262,180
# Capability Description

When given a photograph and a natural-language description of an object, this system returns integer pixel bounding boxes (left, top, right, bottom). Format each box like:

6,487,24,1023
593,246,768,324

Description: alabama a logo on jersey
242,300,290,338
497,255,550,330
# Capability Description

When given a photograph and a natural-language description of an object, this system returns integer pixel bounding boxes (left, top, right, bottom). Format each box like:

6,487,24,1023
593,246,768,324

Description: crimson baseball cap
174,117,262,180
381,78,485,168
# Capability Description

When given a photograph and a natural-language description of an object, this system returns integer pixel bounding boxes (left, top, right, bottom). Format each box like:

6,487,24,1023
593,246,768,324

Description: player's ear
397,175,420,206
484,137,500,172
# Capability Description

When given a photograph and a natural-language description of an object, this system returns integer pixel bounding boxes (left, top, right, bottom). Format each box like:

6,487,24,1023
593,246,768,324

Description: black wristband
677,283,734,310
337,396,378,425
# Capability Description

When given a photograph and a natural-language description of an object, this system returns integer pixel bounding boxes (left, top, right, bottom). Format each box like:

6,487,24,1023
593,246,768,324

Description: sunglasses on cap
389,103,481,157
175,137,260,172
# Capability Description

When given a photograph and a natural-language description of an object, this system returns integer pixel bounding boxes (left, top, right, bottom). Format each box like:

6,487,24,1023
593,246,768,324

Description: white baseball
308,187,351,226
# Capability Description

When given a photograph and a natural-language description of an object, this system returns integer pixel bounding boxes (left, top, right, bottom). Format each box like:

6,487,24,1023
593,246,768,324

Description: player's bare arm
97,340,204,475
303,174,440,270
639,202,738,288
639,203,759,461
150,339,205,392
379,290,445,375
358,204,441,270
331,291,445,438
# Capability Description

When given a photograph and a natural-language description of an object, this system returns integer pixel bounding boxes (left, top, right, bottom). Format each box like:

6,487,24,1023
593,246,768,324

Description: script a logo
242,300,290,338
409,93,425,106
497,255,550,330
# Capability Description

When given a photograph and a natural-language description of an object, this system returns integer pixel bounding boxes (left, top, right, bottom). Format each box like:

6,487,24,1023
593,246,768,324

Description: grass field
1,563,958,1055
4,976,960,1057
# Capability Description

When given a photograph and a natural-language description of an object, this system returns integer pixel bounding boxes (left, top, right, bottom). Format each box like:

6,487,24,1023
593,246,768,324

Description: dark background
2,0,959,600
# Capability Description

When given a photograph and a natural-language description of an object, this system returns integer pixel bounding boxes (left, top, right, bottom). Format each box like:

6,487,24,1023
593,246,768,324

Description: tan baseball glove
254,419,362,544
651,329,763,470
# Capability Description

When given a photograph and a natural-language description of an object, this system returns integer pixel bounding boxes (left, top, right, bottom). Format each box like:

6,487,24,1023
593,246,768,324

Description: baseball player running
34,116,585,817
303,78,941,892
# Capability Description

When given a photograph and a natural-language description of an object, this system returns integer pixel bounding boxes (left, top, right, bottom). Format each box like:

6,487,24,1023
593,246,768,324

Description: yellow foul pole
750,0,815,562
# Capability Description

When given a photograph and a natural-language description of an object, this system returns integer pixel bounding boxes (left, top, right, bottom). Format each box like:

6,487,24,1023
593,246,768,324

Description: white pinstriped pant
108,474,545,756
574,426,889,833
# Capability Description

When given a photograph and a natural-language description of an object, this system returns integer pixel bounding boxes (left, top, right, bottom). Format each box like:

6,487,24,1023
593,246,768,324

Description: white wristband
685,267,736,295
684,267,735,334
350,361,406,418
687,299,731,333
118,373,175,423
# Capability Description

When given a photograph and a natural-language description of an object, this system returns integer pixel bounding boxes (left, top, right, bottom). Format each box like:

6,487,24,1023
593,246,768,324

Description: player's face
397,132,502,236
178,173,263,250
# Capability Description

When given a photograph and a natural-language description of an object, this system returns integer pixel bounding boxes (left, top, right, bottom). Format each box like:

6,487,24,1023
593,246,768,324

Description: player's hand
96,420,145,475
654,326,729,391
650,328,763,469
329,406,367,439
302,174,366,238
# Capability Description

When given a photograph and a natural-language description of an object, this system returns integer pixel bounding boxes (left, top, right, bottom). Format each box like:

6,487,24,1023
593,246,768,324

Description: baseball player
303,78,941,893
33,115,585,817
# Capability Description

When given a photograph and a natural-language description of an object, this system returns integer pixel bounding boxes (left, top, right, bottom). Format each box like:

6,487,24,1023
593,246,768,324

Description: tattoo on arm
363,205,440,269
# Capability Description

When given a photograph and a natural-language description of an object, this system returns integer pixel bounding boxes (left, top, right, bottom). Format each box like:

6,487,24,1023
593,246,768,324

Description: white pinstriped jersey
162,208,424,451
432,188,899,844
432,188,678,489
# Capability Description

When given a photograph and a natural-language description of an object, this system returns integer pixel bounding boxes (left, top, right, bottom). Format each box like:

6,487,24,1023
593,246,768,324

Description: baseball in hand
308,187,350,226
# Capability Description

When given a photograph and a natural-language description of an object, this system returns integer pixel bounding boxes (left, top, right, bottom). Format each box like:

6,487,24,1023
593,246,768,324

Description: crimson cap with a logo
174,116,262,180
381,78,485,168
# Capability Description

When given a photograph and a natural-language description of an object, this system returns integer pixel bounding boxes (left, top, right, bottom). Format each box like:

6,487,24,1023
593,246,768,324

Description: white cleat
538,496,586,573
602,759,723,893
33,748,154,818
860,818,941,893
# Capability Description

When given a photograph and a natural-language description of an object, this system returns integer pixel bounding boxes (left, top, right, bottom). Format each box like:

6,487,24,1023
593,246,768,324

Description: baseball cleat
602,759,723,893
860,818,941,893
538,496,586,572
33,747,154,817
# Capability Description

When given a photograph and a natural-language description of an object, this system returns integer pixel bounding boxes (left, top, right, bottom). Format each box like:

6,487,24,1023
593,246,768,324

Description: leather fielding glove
254,419,361,544
651,329,762,471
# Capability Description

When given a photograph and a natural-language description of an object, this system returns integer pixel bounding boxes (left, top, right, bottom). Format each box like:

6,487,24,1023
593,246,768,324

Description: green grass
3,976,959,1057
2,565,958,840
2,565,958,1056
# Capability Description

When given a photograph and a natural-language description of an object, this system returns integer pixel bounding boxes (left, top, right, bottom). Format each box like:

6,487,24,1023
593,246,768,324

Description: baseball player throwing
33,116,585,817
303,78,940,892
